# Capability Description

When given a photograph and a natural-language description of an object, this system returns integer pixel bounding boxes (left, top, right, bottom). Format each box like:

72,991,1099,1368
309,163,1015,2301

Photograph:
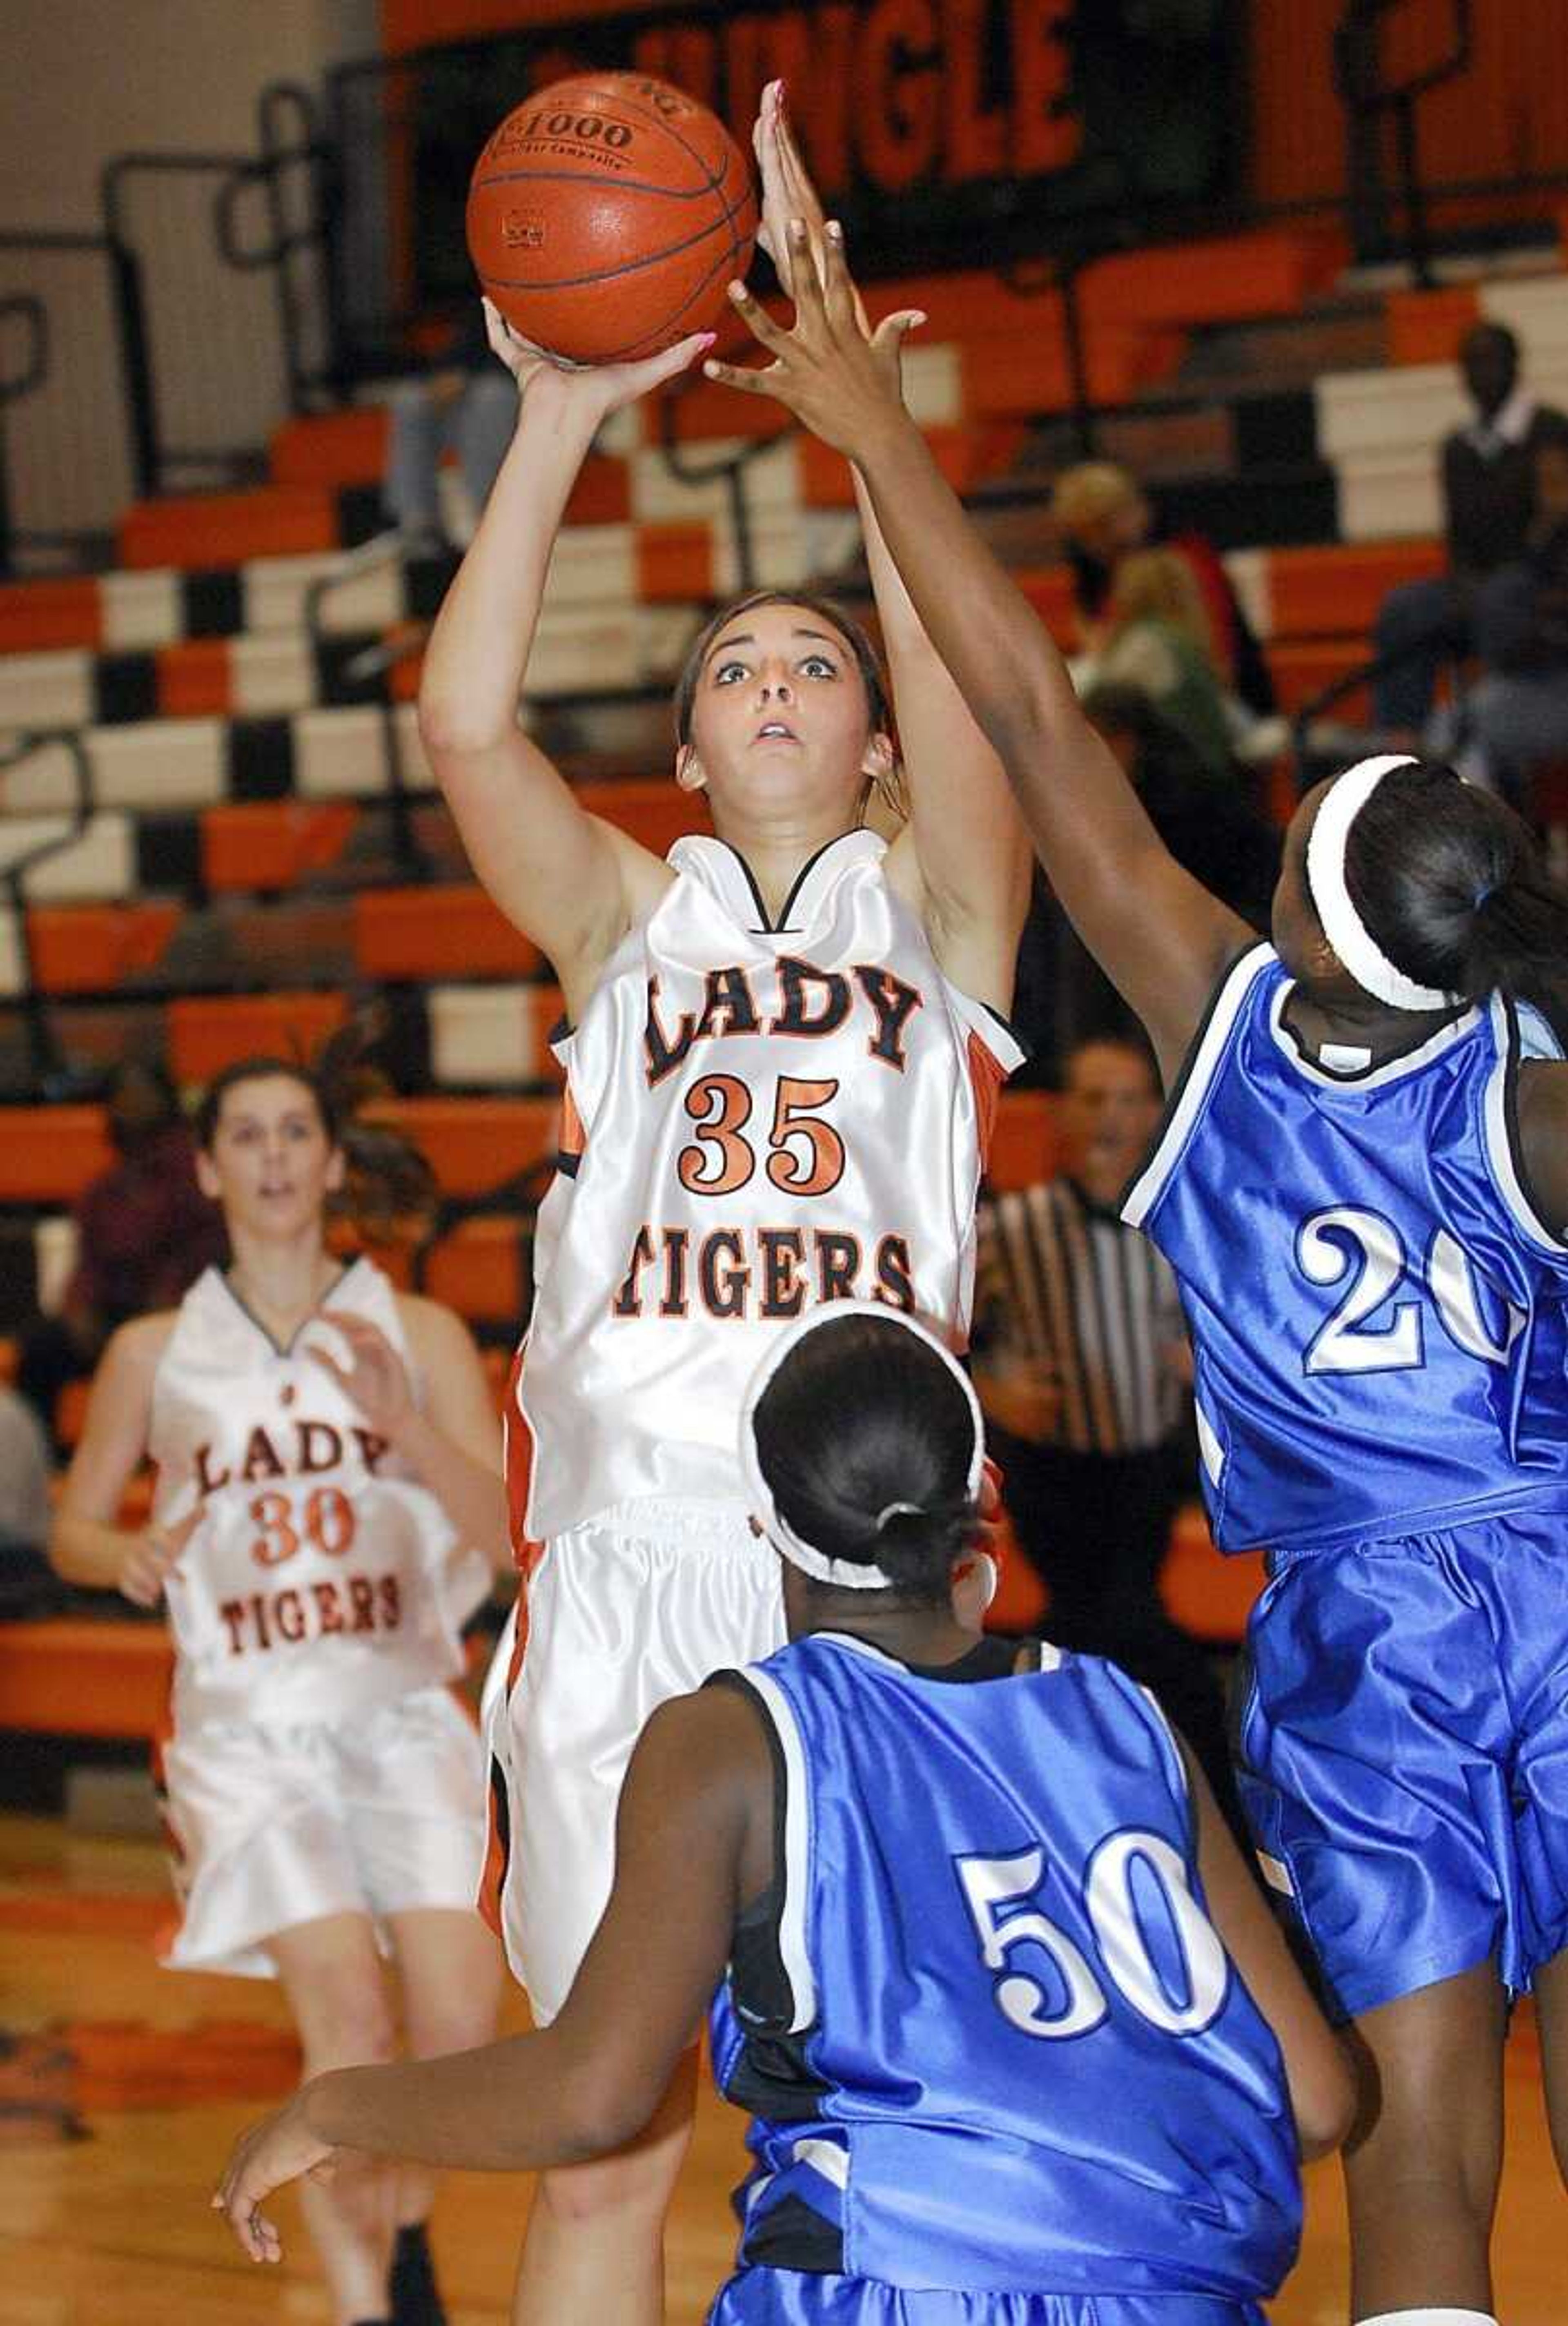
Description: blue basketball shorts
1234,1499,1568,2021
708,2275,1265,2326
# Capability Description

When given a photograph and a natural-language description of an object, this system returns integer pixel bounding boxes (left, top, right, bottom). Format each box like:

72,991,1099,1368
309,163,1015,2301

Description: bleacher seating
7,216,1568,1709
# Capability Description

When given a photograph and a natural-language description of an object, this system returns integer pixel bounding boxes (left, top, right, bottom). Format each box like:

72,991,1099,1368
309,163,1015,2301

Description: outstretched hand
704,218,920,460
747,81,920,403
481,294,713,421
214,2090,340,2265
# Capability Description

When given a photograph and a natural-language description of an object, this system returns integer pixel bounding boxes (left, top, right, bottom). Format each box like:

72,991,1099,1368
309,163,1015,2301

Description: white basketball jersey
517,831,1024,1540
150,1258,490,1732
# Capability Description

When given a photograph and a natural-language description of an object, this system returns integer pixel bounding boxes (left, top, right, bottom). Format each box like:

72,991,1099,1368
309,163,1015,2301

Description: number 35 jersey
149,1259,490,1733
517,831,1024,1539
709,1634,1300,2301
1123,942,1568,1555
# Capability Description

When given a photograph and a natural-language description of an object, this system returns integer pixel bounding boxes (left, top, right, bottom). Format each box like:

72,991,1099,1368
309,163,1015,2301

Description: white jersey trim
1483,994,1568,1259
1268,984,1482,1092
742,1663,817,2034
1121,943,1274,1229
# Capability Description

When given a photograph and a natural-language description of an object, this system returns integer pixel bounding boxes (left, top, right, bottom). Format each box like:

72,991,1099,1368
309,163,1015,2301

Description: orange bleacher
353,885,544,980
167,992,350,1085
25,904,183,996
201,801,361,893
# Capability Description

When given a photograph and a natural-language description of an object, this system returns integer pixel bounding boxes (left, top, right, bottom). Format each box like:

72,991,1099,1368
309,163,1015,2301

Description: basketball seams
470,71,756,361
479,81,730,202
472,202,740,296
472,167,728,206
591,234,750,363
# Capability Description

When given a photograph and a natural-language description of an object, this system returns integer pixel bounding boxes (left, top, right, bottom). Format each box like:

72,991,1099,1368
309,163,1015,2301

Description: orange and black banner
348,0,1243,314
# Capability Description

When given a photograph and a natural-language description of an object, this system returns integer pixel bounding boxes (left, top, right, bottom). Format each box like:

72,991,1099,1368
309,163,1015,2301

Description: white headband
1305,754,1461,1012
738,1301,985,1591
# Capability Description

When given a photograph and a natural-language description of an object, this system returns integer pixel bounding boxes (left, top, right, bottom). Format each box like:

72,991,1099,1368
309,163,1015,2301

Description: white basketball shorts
158,1683,488,1979
481,1497,785,2023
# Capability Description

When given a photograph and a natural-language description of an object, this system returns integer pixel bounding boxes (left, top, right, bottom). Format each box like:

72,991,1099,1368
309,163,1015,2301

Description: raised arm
215,1683,768,2259
751,87,1029,1013
706,227,1253,1079
416,313,708,1022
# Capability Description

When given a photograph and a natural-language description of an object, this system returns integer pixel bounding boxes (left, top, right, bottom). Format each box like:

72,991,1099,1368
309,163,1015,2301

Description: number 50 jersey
517,832,1023,1540
709,1634,1301,2303
1123,943,1568,1555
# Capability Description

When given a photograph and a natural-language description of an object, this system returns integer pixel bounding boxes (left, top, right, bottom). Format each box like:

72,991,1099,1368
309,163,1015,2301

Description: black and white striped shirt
976,1178,1186,1456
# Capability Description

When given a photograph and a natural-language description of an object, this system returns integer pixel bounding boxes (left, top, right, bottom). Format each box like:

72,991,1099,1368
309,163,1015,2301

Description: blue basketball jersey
708,1633,1301,2303
1122,944,1568,1554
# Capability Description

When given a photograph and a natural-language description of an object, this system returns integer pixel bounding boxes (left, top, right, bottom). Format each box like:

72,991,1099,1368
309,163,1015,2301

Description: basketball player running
416,85,1030,2326
52,1056,509,2326
219,1302,1353,2325
704,152,1568,2326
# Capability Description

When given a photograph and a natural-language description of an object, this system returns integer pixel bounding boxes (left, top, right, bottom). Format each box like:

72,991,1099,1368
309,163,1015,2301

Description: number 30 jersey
517,831,1023,1540
708,1633,1300,2302
149,1259,490,1733
1123,942,1568,1555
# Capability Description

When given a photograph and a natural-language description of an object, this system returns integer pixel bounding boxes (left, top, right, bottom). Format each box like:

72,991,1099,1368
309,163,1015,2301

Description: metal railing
1334,0,1472,282
0,729,97,1091
0,232,150,567
301,534,439,881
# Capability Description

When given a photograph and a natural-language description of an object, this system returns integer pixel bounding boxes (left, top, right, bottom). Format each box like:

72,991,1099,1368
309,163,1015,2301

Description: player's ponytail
313,1015,439,1236
744,1308,984,1606
1343,760,1568,1039
194,1018,437,1237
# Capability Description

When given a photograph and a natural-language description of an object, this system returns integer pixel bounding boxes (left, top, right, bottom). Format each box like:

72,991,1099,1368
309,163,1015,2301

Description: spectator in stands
0,1384,54,1616
1084,680,1281,925
15,1060,225,1455
1435,435,1568,804
1081,546,1240,778
383,307,516,553
1373,320,1568,742
1010,682,1279,1071
971,1032,1244,1837
1050,458,1277,715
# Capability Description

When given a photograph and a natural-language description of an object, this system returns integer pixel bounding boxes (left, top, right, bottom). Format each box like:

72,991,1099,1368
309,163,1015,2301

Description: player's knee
296,1981,400,2075
536,2137,685,2229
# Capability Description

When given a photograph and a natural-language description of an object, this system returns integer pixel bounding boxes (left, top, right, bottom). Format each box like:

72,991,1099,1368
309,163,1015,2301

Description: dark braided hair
751,1313,983,1606
1338,760,1568,1040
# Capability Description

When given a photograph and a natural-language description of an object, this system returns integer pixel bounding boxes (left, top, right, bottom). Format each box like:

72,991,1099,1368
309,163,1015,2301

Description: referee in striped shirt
975,1034,1239,1823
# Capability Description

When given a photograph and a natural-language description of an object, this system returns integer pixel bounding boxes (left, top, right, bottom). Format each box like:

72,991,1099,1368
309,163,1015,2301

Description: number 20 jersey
1122,943,1568,1555
709,1634,1300,2301
149,1259,489,1733
516,831,1024,1540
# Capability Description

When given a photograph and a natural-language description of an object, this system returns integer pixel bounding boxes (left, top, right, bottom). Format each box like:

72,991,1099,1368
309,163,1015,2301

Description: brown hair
672,588,906,822
195,1018,437,1237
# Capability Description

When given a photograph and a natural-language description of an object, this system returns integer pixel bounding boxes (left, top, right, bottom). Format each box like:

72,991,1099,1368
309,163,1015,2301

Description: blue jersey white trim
712,1633,1301,2301
1120,948,1568,1554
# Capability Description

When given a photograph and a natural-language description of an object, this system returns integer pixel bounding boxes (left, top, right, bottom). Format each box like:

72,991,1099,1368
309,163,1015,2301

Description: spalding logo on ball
467,73,759,365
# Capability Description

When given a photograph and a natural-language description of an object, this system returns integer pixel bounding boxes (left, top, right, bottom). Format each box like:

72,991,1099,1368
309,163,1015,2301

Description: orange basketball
466,73,758,365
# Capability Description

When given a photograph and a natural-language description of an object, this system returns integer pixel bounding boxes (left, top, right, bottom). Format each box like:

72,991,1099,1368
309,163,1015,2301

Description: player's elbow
1291,2036,1358,2163
549,2050,664,2165
47,1520,91,1586
416,682,510,764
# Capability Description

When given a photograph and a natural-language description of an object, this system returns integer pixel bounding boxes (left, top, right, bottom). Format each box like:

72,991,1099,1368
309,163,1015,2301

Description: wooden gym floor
0,1809,1561,2325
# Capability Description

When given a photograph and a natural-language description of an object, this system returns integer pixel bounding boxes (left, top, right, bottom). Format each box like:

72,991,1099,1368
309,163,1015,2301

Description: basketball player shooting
415,79,1030,2326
